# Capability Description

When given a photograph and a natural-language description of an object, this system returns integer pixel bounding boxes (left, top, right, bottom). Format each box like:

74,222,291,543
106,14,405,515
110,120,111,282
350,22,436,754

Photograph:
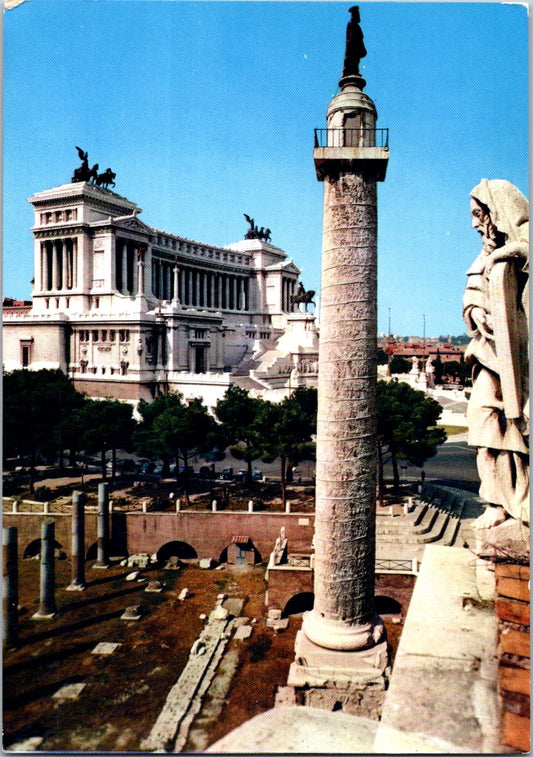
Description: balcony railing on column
314,128,389,149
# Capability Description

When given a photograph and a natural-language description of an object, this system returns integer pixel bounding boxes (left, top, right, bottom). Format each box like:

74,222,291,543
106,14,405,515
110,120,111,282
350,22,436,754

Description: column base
66,582,86,591
31,610,58,621
302,609,385,651
283,628,390,719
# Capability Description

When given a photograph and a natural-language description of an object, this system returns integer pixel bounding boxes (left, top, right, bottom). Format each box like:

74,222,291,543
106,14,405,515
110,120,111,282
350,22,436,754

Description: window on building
92,330,99,342
195,347,207,374
194,328,207,339
101,330,107,342
20,342,32,367
110,330,116,342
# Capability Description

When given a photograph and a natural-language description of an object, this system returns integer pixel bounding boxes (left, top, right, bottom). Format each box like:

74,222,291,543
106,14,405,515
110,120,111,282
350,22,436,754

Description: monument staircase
231,341,293,391
376,484,484,565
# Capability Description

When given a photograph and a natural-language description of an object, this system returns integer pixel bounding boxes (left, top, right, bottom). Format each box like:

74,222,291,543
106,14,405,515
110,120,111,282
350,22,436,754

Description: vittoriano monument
287,7,390,713
464,180,529,535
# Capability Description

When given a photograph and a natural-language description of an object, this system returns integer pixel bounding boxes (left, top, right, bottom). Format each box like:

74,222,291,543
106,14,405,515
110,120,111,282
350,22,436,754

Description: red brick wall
124,511,314,563
3,510,315,566
266,566,313,611
495,563,530,753
3,513,99,559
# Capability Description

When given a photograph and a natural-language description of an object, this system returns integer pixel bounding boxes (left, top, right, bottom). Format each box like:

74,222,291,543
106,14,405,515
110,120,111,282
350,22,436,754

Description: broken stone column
94,482,110,568
67,490,86,591
288,7,390,715
32,519,58,619
3,526,19,646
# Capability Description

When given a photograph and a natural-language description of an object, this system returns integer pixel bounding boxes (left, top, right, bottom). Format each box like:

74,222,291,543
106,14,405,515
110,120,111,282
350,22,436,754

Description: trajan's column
288,7,390,714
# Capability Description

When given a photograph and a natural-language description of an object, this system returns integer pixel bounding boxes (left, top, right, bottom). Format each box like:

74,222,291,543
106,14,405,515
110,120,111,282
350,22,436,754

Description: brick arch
23,538,66,560
283,591,314,618
375,594,402,615
156,540,198,563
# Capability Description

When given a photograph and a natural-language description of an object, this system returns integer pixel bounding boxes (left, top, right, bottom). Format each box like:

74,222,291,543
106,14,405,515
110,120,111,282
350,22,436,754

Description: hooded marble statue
463,179,529,526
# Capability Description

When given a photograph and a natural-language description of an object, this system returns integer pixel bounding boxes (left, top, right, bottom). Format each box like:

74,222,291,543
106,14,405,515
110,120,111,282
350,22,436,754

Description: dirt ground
4,558,301,752
4,555,409,752
3,473,413,752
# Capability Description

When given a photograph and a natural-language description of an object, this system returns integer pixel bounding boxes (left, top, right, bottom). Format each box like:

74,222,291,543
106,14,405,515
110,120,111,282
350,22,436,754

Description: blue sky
3,1,529,337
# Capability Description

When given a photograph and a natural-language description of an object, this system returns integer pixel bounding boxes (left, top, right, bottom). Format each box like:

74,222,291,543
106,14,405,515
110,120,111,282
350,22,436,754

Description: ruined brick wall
124,511,314,563
3,512,99,558
3,510,315,565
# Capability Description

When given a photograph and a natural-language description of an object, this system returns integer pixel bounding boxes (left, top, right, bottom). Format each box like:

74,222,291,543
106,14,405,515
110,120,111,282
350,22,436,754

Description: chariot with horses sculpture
244,214,271,242
71,147,116,189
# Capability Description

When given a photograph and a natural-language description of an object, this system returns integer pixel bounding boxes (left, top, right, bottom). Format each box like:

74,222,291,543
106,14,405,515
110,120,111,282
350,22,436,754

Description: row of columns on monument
281,276,297,312
114,238,252,311
40,238,78,292
115,240,145,297
152,260,250,311
3,484,110,647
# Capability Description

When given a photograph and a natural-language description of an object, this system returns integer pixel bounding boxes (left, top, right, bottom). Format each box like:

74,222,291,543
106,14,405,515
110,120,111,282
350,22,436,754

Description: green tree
376,347,388,365
215,386,267,487
389,355,412,374
76,399,136,479
377,380,447,491
257,388,317,507
3,369,85,492
135,393,217,503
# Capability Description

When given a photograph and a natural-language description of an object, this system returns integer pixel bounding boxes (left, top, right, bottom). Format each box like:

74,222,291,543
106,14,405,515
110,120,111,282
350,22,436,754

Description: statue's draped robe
463,179,529,522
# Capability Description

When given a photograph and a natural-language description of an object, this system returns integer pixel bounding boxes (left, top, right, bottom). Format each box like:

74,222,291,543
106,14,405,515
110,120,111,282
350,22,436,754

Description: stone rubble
140,595,243,752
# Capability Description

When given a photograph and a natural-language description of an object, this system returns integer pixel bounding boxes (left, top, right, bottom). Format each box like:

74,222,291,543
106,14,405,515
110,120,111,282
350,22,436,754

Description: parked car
221,468,234,480
106,459,136,473
252,469,263,481
153,464,165,476
198,465,213,478
140,461,155,475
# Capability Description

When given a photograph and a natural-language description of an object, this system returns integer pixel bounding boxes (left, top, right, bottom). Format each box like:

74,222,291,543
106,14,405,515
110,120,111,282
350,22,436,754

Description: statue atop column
463,179,529,528
342,6,367,79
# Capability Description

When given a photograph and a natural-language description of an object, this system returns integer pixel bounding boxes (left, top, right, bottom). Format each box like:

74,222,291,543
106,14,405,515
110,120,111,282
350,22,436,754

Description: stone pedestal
287,628,389,718
473,517,529,562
